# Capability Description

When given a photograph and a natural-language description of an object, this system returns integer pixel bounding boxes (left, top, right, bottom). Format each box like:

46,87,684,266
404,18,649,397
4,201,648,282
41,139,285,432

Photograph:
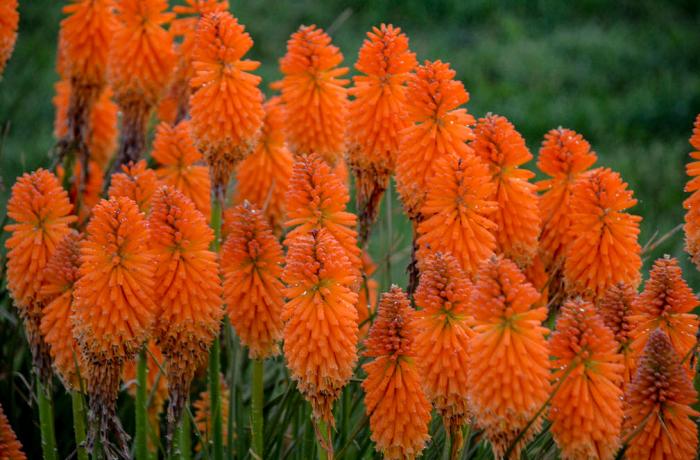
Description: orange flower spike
683,114,700,268
221,203,285,359
416,153,498,277
414,252,473,444
0,0,18,75
549,298,624,460
468,256,550,458
151,120,212,219
564,168,642,300
473,114,541,266
623,329,699,460
0,403,26,460
629,256,699,374
72,197,156,452
193,376,231,452
190,11,264,195
362,286,431,459
38,231,84,390
235,97,294,234
149,186,223,430
108,160,160,214
598,282,638,388
347,24,417,244
537,128,597,266
278,25,349,166
395,60,475,220
282,229,359,423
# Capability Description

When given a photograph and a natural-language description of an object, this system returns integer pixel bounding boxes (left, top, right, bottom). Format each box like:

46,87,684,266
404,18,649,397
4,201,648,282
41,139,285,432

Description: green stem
136,347,149,460
251,359,264,458
209,192,224,460
37,378,58,460
71,391,88,460
173,415,191,460
315,418,332,460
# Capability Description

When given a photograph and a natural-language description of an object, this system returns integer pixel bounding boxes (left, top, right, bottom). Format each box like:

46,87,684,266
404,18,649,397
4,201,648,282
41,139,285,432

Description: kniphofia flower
416,152,498,277
0,0,19,75
235,97,294,234
108,160,159,214
564,168,642,300
598,282,638,388
282,229,359,423
347,24,417,244
222,203,284,359
549,298,624,460
193,375,231,452
72,197,156,453
362,286,431,460
277,25,349,166
472,114,540,267
414,252,473,448
189,11,264,196
149,186,223,432
4,169,76,385
108,0,176,167
683,114,700,268
623,329,699,460
629,256,699,374
151,120,211,219
468,256,550,458
395,60,475,220
0,403,26,460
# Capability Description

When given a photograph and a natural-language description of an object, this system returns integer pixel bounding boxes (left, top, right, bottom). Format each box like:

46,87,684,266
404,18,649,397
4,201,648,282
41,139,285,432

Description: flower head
0,0,19,75
278,25,349,165
549,298,624,460
362,286,431,460
222,203,285,359
598,282,638,388
683,114,700,268
0,403,26,460
108,160,160,214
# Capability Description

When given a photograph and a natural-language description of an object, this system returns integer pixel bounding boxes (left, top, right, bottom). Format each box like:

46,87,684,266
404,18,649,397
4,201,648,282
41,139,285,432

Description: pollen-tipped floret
0,0,19,76
416,153,497,277
282,229,359,423
564,168,641,300
149,186,223,431
472,114,540,267
549,298,624,460
414,252,473,442
108,160,159,214
598,282,637,388
683,114,700,268
0,403,26,460
468,256,550,458
222,203,285,359
623,329,699,460
363,286,431,460
395,60,475,220
278,25,349,166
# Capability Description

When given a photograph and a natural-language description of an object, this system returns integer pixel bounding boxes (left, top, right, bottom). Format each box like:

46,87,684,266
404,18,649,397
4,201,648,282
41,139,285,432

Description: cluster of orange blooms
2,1,700,459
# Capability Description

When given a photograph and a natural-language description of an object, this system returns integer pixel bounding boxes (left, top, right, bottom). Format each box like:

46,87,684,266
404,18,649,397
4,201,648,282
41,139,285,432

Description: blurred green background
1,0,699,456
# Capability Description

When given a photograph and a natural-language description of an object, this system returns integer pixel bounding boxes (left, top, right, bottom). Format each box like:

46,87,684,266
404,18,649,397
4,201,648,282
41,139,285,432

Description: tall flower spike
108,160,159,214
151,120,211,219
38,231,84,390
235,97,294,234
4,169,76,385
72,197,155,454
193,375,231,452
0,403,26,460
189,11,264,198
222,203,284,359
414,252,473,450
472,114,541,267
629,256,699,374
347,24,417,244
537,128,597,267
416,153,498,277
564,168,642,300
468,256,550,458
395,60,475,220
363,286,431,459
282,229,359,424
108,0,176,168
0,0,19,75
623,329,699,460
549,298,624,460
277,25,349,166
598,282,638,388
683,114,700,268
149,186,223,435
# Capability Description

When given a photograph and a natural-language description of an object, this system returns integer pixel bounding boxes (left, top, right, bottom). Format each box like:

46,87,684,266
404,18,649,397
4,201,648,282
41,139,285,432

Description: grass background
1,0,699,457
